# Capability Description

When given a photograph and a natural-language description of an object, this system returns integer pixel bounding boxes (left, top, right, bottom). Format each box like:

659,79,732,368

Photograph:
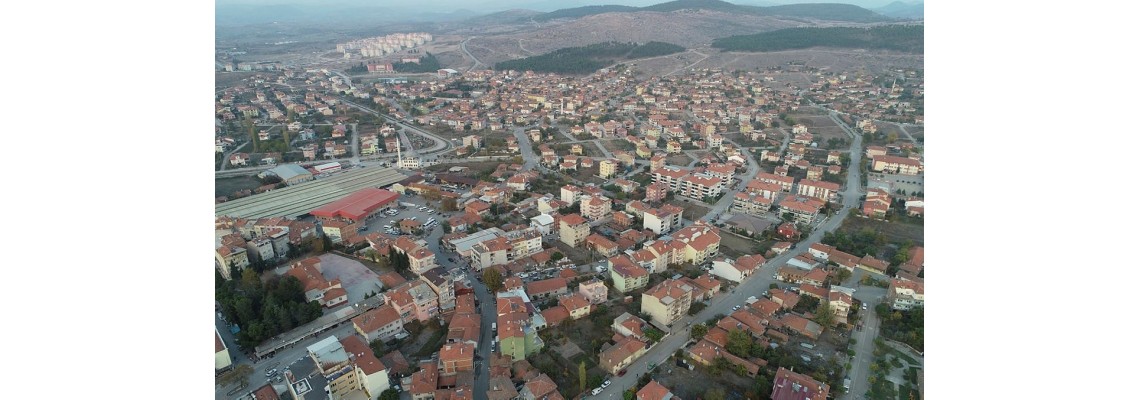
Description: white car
601,380,611,388
591,388,603,396
732,305,741,311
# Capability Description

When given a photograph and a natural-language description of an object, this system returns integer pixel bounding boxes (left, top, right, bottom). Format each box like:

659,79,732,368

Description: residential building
609,256,650,293
526,277,568,300
771,367,829,400
645,182,670,203
586,234,620,257
559,213,590,247
216,328,232,371
578,278,609,304
599,159,618,178
678,173,726,200
612,312,648,340
710,254,765,283
307,335,391,400
420,269,456,311
439,342,475,374
871,155,923,175
580,195,613,221
637,380,677,400
732,192,774,216
643,203,684,234
496,291,545,360
285,258,349,308
384,280,440,322
641,278,694,327
756,172,795,192
862,188,892,219
215,245,249,280
779,196,826,225
599,336,648,375
887,278,925,310
352,303,407,342
530,213,555,235
796,179,841,202
672,224,721,264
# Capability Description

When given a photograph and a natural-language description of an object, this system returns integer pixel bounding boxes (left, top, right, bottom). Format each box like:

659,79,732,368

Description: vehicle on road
591,388,603,395
617,369,627,377
732,305,741,311
601,380,611,389
265,368,277,377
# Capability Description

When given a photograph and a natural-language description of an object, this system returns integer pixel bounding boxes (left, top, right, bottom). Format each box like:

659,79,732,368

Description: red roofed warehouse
310,188,399,222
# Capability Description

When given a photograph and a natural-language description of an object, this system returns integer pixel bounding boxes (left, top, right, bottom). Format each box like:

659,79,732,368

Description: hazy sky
215,0,909,13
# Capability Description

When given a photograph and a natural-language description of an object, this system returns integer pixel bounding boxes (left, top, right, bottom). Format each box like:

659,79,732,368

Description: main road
338,98,453,158
595,109,866,398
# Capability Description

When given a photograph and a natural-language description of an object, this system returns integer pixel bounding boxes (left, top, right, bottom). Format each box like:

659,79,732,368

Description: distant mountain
712,24,923,53
464,8,544,24
765,3,890,23
533,5,640,22
874,1,923,19
532,0,891,24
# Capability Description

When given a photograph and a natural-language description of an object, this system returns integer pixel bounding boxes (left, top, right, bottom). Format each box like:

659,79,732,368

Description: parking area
315,253,384,302
358,194,452,237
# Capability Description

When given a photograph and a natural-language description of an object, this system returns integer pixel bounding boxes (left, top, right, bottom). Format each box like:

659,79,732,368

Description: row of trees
712,25,923,53
393,53,441,73
215,268,324,349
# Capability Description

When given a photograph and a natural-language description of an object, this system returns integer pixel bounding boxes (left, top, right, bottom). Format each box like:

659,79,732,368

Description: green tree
705,386,727,400
216,364,254,388
483,268,504,292
379,389,400,400
691,324,709,340
726,329,753,357
814,302,836,327
552,252,564,262
579,361,587,394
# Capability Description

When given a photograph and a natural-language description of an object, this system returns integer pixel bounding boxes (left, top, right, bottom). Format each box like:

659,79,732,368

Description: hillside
875,1,924,20
494,41,686,74
530,0,891,23
711,24,924,53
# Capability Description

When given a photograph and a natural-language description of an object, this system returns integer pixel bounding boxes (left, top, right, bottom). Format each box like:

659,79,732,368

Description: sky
215,0,912,13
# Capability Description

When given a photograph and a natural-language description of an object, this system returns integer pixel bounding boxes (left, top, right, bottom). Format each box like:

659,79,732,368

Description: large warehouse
310,188,399,222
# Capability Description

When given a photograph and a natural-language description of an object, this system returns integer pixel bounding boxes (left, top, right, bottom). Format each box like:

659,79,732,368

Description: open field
789,114,851,148
718,231,762,259
838,215,924,246
216,176,264,198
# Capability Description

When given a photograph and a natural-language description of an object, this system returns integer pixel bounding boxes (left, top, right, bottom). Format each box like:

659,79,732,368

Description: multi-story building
779,196,826,225
393,237,438,275
678,174,726,200
471,237,511,270
710,254,765,283
862,188,892,219
732,192,774,216
496,291,545,361
796,179,841,202
887,278,925,310
578,278,609,304
215,328,232,371
756,172,795,192
580,195,613,221
641,278,694,327
672,224,722,265
652,167,689,191
307,335,391,400
599,159,618,178
645,182,670,203
559,213,590,247
420,269,456,311
384,280,440,322
438,342,475,374
352,303,407,342
643,203,684,234
609,256,650,293
871,155,923,175
560,184,583,204
215,245,249,280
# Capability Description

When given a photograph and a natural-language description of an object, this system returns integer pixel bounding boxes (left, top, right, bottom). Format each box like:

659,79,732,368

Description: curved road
461,37,484,72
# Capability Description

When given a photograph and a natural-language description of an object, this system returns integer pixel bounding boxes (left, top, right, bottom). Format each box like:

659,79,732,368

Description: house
637,380,677,400
285,258,348,308
352,303,407,342
732,192,774,216
711,254,765,283
609,256,650,293
580,195,613,221
683,273,722,301
796,179,841,202
641,278,694,327
887,278,924,310
586,234,620,257
645,182,670,202
526,277,568,300
559,213,590,247
612,312,648,340
519,373,562,400
496,293,545,361
871,155,923,175
578,278,609,304
439,343,475,374
857,255,890,274
687,338,763,377
863,188,892,219
778,314,823,340
779,196,826,225
771,367,829,400
599,336,648,375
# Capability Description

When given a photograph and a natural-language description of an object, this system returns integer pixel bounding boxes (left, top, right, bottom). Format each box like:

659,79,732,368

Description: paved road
596,108,866,398
511,127,539,171
842,272,886,400
664,49,709,77
350,123,360,164
219,141,249,172
338,98,453,157
460,37,484,72
896,123,918,144
699,138,761,222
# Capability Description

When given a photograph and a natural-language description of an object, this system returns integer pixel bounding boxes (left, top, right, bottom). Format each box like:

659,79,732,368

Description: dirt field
838,216,924,246
666,154,693,167
789,114,850,148
654,358,757,400
718,231,763,259
667,199,711,221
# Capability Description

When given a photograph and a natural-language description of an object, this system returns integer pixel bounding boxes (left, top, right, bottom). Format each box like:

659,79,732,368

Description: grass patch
838,216,924,246
413,323,449,357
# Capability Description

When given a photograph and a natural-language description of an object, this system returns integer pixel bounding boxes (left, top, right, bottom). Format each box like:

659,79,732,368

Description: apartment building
641,278,694,327
559,213,590,247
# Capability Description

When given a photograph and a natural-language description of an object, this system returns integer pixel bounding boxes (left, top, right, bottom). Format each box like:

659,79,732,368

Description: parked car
617,369,628,377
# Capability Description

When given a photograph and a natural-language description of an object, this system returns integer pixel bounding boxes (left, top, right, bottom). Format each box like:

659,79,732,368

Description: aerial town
215,2,924,400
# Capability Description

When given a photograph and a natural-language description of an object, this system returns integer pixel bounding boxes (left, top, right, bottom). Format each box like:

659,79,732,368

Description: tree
552,252,564,262
814,302,836,327
691,324,709,340
483,268,504,292
216,364,254,388
579,361,587,394
379,389,400,400
726,329,753,357
835,268,852,284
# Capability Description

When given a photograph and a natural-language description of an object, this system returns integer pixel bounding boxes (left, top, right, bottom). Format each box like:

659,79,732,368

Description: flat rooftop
215,167,406,219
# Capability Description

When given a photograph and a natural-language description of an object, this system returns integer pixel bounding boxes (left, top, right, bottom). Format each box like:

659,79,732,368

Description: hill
533,5,639,22
531,0,891,23
874,1,924,20
711,24,923,53
494,41,686,74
